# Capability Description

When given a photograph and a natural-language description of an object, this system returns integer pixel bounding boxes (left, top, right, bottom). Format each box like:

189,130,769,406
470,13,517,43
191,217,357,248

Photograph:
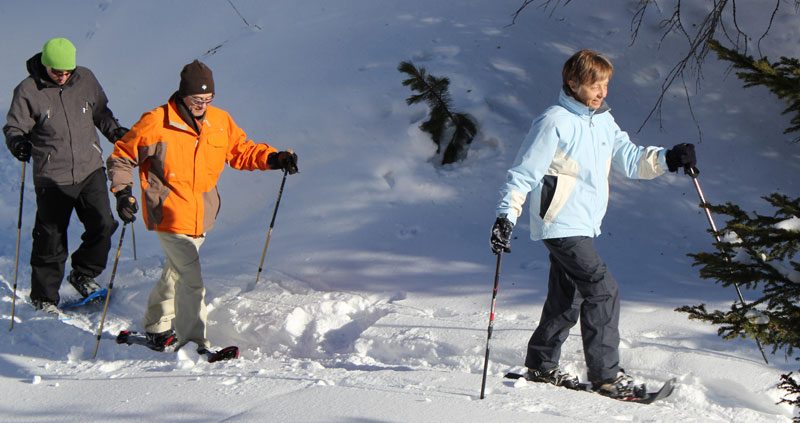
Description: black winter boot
525,368,581,390
68,271,102,298
32,299,60,315
145,329,177,351
593,370,647,399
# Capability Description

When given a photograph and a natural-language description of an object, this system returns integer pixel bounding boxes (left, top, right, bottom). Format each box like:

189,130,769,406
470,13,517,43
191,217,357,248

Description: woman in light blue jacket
490,49,696,399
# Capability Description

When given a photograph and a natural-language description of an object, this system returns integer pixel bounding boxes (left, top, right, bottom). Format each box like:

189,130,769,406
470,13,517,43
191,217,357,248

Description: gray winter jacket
3,53,122,186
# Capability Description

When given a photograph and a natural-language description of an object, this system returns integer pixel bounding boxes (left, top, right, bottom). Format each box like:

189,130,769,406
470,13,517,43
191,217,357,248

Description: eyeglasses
187,95,214,107
48,68,73,77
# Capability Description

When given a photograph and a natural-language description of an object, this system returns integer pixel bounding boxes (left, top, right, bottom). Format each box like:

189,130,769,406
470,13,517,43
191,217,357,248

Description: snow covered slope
0,0,798,421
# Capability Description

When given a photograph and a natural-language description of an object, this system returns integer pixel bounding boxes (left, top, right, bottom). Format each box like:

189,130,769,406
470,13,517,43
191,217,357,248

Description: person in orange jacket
107,60,298,352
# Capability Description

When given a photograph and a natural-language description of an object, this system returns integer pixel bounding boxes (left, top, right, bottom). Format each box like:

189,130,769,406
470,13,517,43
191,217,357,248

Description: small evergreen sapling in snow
398,61,477,165
677,194,800,415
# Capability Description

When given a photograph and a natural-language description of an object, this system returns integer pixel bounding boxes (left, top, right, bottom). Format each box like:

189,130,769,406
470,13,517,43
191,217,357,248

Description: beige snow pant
143,231,211,349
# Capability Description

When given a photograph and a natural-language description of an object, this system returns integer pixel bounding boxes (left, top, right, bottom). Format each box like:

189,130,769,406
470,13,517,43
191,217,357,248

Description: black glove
114,186,138,223
665,143,696,173
111,127,129,142
268,150,299,175
9,136,32,162
490,215,514,254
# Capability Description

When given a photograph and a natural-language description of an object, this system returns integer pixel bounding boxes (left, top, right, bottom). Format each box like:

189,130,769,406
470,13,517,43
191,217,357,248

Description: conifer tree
675,40,800,417
677,194,800,416
709,40,800,141
398,61,477,165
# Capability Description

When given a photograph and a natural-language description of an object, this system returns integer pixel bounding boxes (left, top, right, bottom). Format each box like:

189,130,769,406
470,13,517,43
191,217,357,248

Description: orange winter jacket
107,99,277,236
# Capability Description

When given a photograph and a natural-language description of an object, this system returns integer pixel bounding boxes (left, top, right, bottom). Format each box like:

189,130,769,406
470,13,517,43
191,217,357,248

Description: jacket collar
166,97,195,134
558,88,610,117
26,53,79,90
167,93,213,135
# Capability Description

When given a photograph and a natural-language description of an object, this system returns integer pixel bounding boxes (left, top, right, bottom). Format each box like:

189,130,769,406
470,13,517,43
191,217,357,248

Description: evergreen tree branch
709,40,800,141
681,194,800,394
399,61,479,164
778,372,800,418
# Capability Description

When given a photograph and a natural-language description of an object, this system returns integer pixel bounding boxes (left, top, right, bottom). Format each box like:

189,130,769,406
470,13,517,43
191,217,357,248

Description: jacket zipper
588,110,601,235
193,135,201,235
59,88,77,184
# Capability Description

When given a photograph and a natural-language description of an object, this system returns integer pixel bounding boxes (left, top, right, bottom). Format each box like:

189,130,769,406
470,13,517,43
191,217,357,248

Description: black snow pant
29,168,118,305
524,236,621,384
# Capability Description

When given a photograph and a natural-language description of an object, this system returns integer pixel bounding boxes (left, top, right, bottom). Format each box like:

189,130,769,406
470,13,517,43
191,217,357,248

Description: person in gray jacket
3,37,128,313
490,49,696,399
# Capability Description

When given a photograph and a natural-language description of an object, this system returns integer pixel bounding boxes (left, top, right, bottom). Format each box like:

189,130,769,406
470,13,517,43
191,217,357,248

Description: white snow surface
1,1,799,422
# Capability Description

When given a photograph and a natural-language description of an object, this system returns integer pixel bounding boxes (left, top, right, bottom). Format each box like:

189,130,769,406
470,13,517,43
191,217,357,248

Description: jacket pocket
540,173,577,223
206,129,227,148
540,175,557,219
204,130,228,182
144,174,169,226
31,145,54,176
81,101,95,129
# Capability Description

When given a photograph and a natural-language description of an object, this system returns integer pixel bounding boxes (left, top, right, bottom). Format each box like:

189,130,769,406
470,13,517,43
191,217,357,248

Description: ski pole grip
684,166,700,178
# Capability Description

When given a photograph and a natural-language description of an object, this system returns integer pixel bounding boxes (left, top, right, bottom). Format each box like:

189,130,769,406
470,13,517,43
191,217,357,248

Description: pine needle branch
399,61,478,164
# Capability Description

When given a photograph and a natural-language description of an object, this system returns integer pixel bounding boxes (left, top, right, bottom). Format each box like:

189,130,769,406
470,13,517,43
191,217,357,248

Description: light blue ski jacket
496,89,668,241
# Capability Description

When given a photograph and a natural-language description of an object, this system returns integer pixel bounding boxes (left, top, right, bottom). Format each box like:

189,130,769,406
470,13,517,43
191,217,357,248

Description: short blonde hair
562,49,613,94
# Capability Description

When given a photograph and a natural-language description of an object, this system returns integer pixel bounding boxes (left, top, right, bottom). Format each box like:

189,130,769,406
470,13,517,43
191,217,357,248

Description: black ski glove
490,214,514,254
8,136,32,162
268,150,299,175
665,143,697,173
114,186,138,223
111,127,129,143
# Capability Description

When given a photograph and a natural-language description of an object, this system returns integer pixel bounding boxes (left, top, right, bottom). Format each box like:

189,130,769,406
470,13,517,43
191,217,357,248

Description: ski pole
92,222,127,359
131,223,137,260
9,162,26,332
251,169,288,290
480,252,502,399
685,166,769,365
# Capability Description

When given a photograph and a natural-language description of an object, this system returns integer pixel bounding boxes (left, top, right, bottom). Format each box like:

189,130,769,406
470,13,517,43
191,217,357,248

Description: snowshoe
198,346,240,363
60,287,108,309
117,330,176,352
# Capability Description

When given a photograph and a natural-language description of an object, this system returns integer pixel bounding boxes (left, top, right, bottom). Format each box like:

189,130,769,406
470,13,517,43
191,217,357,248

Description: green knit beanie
41,38,76,70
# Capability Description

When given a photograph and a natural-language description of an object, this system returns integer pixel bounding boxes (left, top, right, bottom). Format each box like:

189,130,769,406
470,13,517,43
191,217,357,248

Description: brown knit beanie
178,60,214,97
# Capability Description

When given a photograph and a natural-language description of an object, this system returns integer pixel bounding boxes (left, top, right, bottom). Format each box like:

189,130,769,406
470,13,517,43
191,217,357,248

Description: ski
116,330,239,362
60,287,108,309
504,372,676,404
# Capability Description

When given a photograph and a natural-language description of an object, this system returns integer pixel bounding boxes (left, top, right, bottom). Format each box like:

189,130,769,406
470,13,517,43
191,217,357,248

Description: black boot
592,370,647,399
68,271,102,298
525,368,581,390
145,329,177,351
31,298,60,315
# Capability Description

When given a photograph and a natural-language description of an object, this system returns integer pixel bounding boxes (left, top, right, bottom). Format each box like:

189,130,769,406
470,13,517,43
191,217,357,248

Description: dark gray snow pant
524,236,621,383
